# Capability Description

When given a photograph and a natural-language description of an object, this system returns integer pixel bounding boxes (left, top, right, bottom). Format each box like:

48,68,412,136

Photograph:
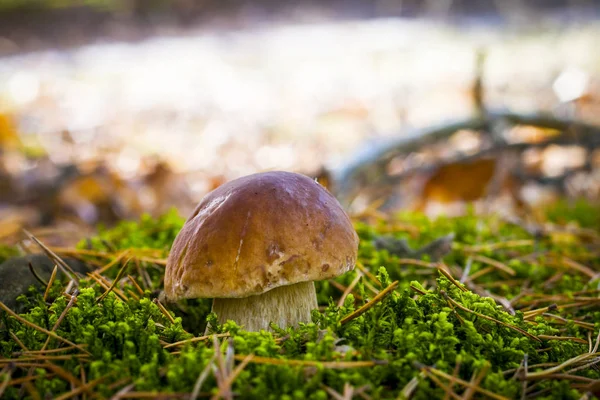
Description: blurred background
1,0,600,245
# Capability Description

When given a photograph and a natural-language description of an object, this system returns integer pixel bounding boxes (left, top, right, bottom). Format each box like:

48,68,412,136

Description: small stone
0,254,90,312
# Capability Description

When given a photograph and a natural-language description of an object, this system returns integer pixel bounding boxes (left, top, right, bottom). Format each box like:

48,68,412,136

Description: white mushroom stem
209,281,318,332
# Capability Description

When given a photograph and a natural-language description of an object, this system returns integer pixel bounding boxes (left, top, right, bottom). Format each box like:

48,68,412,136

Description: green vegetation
1,204,599,399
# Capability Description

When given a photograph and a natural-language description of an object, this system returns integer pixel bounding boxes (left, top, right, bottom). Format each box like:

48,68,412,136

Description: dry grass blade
28,262,48,286
54,373,114,400
0,365,14,398
117,392,192,399
537,335,588,344
96,250,130,274
462,363,490,400
110,383,136,399
232,354,384,368
437,267,468,292
41,292,78,351
463,240,534,252
355,261,382,287
415,363,509,400
470,254,516,276
398,371,426,400
153,298,175,324
525,353,595,379
97,258,131,303
396,259,439,269
7,373,56,386
561,258,597,279
9,331,29,351
592,329,600,354
211,354,254,400
542,314,595,330
43,265,58,302
420,369,462,400
440,292,541,342
340,281,399,325
1,355,89,362
43,362,83,387
0,302,91,355
23,230,79,283
127,275,144,296
464,266,495,282
191,354,216,400
338,271,364,307
164,333,231,349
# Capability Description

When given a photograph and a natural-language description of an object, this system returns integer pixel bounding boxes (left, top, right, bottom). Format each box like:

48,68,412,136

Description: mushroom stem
209,281,318,332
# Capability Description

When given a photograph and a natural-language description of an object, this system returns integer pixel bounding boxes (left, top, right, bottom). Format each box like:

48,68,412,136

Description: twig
340,281,399,324
153,299,175,324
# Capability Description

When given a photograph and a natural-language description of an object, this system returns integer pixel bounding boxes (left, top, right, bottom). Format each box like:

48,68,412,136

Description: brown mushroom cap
164,171,358,301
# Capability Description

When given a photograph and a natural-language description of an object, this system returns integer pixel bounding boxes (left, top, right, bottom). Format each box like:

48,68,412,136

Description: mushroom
164,171,359,331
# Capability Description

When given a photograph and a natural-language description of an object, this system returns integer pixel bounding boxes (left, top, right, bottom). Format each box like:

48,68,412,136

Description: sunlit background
1,0,600,243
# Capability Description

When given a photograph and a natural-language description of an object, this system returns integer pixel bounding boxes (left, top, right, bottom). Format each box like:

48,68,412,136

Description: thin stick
340,281,399,325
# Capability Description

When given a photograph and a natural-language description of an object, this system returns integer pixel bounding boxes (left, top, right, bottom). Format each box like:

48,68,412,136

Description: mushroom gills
208,281,318,332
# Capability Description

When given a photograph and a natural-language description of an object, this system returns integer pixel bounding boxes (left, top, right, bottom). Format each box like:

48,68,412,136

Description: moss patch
1,207,599,399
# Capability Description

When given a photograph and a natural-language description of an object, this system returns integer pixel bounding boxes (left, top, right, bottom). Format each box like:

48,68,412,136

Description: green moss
0,244,19,264
1,206,599,399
